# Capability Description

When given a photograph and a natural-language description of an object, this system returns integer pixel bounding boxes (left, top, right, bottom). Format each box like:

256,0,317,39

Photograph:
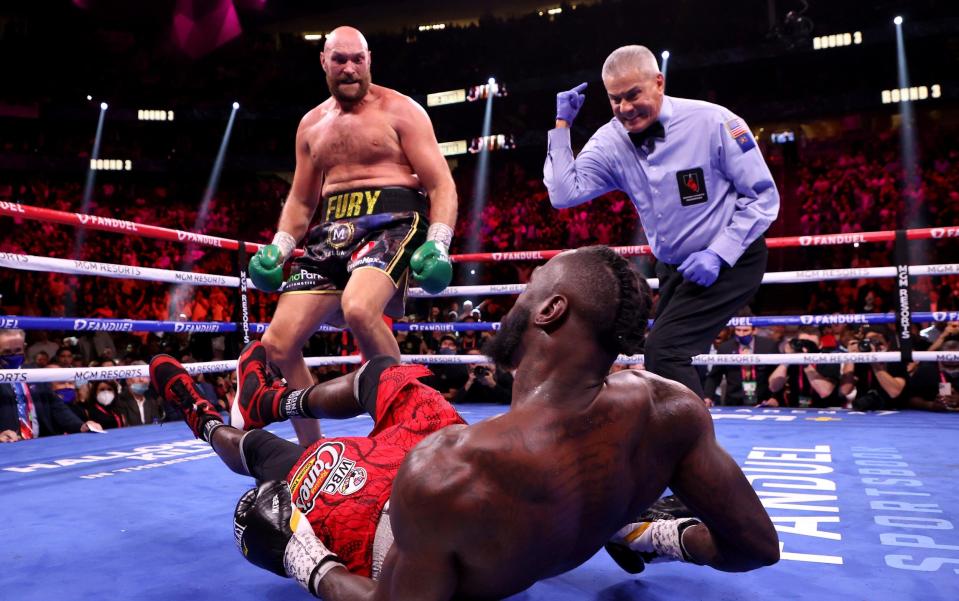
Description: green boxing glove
249,232,296,292
411,223,454,295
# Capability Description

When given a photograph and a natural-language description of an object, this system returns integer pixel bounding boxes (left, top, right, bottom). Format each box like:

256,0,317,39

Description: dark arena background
2,1,959,600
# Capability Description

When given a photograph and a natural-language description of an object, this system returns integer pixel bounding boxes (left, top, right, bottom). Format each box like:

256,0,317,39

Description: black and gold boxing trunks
281,186,429,318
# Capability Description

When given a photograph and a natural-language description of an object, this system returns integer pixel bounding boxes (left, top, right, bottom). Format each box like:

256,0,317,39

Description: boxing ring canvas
2,406,957,601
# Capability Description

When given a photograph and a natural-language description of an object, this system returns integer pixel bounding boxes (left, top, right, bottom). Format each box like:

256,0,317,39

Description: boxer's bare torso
299,84,422,197
383,370,695,599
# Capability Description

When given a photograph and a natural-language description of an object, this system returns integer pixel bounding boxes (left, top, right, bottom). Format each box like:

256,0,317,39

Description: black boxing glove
234,480,344,594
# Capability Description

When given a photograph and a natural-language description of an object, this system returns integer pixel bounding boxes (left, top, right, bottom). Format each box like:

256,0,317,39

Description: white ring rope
4,352,956,384
3,251,959,296
0,252,248,288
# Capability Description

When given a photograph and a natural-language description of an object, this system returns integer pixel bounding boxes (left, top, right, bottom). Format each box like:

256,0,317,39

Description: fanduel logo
173,322,221,333
72,319,134,332
798,234,866,246
491,251,543,261
0,201,26,213
75,214,138,232
800,315,868,325
176,231,223,247
930,227,959,239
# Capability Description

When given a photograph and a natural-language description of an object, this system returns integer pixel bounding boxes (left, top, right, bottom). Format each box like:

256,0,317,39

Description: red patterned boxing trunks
285,365,466,576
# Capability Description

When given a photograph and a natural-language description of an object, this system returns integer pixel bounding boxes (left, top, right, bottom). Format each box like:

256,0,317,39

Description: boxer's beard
328,73,371,103
482,305,531,370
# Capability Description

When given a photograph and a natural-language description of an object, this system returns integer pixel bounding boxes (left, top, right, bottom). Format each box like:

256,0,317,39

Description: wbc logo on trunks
288,441,364,513
339,466,368,496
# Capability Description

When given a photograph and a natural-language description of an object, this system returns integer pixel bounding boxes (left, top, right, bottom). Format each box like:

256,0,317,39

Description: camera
472,366,491,377
789,338,819,353
857,338,873,352
853,389,884,411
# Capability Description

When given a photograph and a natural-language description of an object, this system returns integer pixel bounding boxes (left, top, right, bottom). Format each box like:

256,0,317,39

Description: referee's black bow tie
628,121,665,147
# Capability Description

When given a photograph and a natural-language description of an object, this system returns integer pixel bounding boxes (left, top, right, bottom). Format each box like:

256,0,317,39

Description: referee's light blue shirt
544,95,780,266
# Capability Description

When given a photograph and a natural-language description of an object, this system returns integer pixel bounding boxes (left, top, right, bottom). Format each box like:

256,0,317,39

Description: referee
543,45,779,397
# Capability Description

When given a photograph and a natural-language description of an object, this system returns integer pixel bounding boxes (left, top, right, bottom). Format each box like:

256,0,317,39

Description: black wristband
676,518,702,563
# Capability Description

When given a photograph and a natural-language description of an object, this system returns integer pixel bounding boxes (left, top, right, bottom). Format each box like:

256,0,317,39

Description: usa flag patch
726,117,755,153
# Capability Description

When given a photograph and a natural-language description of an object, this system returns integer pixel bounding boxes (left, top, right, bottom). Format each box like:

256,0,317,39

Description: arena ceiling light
76,101,110,260
893,11,921,237
467,80,507,102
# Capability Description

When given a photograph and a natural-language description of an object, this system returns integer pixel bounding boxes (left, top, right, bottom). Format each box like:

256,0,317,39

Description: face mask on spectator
130,383,150,395
735,335,753,346
96,391,116,406
438,347,456,355
0,353,25,369
56,388,77,403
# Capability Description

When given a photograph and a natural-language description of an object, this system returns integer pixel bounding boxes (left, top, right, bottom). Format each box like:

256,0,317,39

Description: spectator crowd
3,124,959,446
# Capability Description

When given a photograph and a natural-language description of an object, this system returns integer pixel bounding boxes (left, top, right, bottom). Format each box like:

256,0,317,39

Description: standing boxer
245,26,457,445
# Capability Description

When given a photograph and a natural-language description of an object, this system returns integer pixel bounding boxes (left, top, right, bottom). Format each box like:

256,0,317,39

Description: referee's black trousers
644,237,768,398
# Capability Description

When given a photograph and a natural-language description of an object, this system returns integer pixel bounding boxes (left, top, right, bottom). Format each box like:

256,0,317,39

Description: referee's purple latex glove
556,82,587,124
678,249,724,287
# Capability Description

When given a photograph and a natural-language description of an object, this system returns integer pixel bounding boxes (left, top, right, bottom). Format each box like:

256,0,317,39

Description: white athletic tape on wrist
614,518,700,563
427,222,453,249
283,507,344,596
271,231,297,261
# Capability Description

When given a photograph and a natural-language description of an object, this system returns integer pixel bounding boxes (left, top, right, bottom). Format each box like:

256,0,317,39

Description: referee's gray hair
0,328,26,340
602,45,661,80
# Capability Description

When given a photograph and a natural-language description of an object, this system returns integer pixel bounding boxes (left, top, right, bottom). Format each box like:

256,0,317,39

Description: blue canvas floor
2,406,958,601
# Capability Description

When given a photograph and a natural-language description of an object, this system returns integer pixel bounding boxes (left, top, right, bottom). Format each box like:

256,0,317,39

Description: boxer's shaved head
321,26,372,104
324,26,369,53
